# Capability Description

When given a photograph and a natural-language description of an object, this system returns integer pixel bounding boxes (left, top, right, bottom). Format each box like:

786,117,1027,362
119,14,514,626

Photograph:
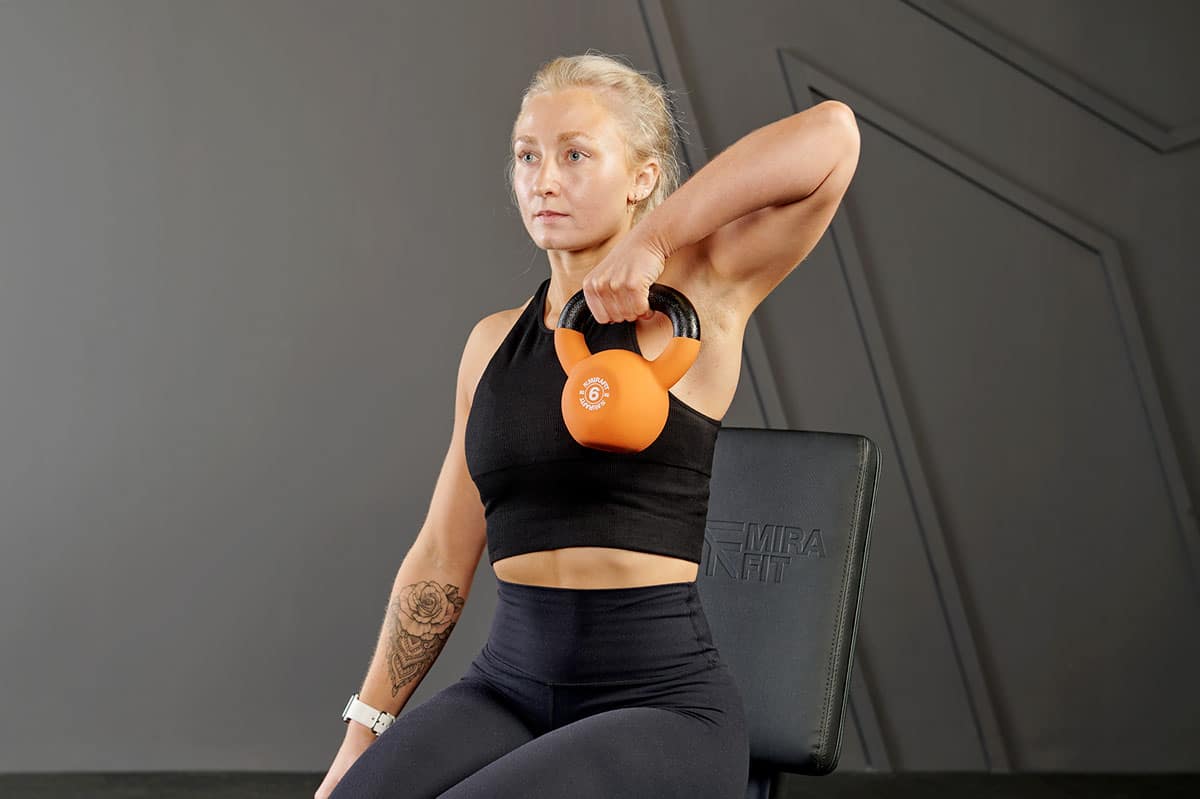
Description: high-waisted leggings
329,575,750,798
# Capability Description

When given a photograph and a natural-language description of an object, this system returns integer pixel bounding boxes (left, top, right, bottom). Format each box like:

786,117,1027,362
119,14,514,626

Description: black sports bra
464,277,721,565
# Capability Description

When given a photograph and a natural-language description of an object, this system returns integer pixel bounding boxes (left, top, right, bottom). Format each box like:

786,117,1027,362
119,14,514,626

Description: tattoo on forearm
385,580,466,697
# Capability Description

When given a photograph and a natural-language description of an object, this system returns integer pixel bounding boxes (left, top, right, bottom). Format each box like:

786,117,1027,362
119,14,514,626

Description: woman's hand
582,235,667,324
314,724,375,799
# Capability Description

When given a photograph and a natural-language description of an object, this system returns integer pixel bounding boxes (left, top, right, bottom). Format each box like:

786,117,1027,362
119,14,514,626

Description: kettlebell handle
558,282,701,341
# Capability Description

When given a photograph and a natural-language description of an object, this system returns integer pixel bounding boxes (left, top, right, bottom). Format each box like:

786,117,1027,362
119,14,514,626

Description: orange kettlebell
553,283,703,453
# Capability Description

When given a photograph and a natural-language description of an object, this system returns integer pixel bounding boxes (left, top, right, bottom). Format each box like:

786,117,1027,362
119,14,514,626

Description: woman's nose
534,163,560,195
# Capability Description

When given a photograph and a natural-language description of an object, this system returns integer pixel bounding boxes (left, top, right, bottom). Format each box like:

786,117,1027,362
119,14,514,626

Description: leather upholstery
695,427,880,785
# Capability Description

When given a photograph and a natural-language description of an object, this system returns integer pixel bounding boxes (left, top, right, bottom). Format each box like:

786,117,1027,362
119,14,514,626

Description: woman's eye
568,150,584,161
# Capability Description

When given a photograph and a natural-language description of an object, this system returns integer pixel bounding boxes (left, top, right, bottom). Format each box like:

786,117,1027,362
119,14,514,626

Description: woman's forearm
347,540,475,736
634,100,858,259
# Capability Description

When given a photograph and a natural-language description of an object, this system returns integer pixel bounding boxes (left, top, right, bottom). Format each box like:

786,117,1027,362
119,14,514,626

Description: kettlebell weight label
578,376,611,412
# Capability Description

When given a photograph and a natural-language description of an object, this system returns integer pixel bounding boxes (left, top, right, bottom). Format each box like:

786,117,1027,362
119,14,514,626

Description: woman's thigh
329,677,536,799
436,702,749,799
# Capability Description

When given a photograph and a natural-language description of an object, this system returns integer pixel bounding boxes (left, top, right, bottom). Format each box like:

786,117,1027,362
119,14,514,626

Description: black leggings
329,575,750,798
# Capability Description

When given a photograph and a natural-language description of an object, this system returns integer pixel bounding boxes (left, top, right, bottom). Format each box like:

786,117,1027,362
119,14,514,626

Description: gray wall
0,0,1196,774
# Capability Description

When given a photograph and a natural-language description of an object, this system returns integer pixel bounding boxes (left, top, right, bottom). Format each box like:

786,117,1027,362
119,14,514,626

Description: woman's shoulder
477,293,532,345
460,295,532,396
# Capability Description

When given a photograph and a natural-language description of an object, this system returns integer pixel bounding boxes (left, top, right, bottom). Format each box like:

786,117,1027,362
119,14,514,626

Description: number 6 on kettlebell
553,283,702,454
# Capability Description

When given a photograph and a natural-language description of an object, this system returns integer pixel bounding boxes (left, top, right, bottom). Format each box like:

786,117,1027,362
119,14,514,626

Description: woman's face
511,88,639,249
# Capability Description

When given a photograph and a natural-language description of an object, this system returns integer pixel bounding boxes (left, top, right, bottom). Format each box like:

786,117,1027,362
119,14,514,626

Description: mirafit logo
701,519,828,583
578,376,610,411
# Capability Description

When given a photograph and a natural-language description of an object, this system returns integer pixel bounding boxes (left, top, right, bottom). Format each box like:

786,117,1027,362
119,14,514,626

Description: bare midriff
492,547,699,589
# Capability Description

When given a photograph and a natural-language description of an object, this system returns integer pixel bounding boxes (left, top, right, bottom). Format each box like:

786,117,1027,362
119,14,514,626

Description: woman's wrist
343,718,379,744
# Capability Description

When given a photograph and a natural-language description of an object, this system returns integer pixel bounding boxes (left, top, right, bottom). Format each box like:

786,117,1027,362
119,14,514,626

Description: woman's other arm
316,318,497,797
345,314,497,735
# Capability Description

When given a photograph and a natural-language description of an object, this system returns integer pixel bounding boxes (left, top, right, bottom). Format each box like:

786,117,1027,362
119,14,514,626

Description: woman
317,51,859,798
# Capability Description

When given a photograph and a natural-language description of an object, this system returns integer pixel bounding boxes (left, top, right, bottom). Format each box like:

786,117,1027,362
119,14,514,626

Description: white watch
341,692,396,735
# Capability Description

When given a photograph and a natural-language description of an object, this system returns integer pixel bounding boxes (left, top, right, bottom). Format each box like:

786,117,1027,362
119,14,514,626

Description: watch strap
341,692,396,735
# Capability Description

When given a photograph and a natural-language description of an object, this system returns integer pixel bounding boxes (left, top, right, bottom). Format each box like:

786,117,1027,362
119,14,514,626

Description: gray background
1,0,1196,774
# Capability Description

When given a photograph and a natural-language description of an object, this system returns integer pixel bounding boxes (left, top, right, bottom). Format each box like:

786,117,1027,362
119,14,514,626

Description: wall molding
780,47,1200,769
900,0,1200,153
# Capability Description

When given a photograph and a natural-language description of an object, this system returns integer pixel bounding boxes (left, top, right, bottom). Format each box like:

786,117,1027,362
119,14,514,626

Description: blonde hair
507,50,688,227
